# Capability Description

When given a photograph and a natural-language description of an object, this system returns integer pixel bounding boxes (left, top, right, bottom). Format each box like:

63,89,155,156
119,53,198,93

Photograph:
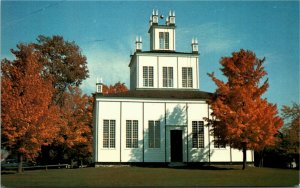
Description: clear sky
1,1,299,109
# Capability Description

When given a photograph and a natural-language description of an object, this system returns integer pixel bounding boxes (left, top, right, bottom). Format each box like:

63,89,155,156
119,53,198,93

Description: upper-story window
182,67,193,88
163,67,173,87
143,66,154,87
159,32,169,49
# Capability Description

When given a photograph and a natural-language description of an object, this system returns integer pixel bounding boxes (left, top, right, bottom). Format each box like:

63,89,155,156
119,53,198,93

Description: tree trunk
18,153,23,173
259,150,264,167
242,143,247,170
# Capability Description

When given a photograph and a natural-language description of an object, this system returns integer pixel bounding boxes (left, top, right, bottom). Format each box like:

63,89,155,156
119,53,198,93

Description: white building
93,10,254,165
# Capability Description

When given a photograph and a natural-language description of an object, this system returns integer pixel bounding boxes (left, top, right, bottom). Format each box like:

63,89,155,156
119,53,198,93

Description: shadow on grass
171,165,237,170
1,171,16,175
128,163,238,170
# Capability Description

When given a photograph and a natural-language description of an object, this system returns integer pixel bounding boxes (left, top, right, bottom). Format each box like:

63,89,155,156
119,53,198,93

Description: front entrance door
170,130,183,162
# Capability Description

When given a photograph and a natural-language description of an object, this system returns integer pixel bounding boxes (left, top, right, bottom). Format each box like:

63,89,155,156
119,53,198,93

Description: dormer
148,10,176,51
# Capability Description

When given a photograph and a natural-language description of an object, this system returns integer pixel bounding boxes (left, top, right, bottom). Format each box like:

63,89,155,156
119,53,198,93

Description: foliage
41,81,127,165
1,44,61,171
103,82,128,95
53,87,93,164
1,35,129,168
33,35,89,105
280,103,299,166
207,49,283,169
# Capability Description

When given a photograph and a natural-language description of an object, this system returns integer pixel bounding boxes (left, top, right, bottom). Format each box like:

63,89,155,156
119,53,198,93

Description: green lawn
1,166,299,187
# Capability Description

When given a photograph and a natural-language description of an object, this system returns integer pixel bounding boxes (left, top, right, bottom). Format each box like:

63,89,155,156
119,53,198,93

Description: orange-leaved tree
208,49,283,170
54,86,93,165
1,44,61,172
103,82,128,95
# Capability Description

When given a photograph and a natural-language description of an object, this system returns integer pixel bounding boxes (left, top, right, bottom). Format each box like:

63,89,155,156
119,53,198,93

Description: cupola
96,77,103,94
135,36,142,52
191,38,199,54
147,10,176,51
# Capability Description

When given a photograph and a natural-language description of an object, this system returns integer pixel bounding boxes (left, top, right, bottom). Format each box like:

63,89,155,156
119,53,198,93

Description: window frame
192,121,204,148
159,32,170,50
162,67,173,88
213,134,226,148
182,67,193,88
126,120,139,148
143,66,154,87
103,120,116,148
148,120,160,148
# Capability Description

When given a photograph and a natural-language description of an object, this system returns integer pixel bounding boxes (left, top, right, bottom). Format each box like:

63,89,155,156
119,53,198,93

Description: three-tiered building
93,10,254,165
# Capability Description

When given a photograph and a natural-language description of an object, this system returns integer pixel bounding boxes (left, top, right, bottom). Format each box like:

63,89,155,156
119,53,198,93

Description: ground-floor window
148,120,160,148
214,134,226,148
126,120,138,148
103,120,116,148
192,121,204,148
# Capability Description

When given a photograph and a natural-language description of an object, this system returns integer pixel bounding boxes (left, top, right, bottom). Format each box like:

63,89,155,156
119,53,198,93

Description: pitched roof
95,90,213,100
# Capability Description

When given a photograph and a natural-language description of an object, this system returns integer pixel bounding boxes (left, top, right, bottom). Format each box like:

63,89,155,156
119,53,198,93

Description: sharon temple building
93,10,254,165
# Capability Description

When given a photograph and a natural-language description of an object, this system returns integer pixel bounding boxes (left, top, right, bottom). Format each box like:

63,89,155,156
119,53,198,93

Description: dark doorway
170,130,183,162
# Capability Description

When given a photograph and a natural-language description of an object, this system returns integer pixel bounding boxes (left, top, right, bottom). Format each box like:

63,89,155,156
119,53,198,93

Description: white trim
96,98,208,104
137,53,198,58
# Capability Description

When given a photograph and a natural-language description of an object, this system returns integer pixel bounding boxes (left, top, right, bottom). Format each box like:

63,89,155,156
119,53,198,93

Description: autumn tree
58,87,93,164
29,35,91,165
42,81,127,165
1,44,60,172
33,35,89,105
208,49,283,170
280,103,300,167
103,81,128,95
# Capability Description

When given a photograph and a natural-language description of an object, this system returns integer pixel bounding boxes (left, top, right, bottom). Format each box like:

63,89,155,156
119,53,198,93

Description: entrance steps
168,162,186,167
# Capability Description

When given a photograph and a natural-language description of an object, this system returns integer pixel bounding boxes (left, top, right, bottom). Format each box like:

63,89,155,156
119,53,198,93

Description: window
182,67,193,88
163,67,173,87
192,121,204,148
126,120,138,148
96,84,102,93
159,32,169,49
214,134,226,148
103,120,116,148
148,121,160,148
143,66,154,87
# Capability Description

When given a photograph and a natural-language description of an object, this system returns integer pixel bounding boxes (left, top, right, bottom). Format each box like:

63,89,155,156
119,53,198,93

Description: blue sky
1,1,299,109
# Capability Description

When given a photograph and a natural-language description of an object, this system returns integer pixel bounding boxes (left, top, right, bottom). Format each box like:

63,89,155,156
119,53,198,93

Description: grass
1,165,299,187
